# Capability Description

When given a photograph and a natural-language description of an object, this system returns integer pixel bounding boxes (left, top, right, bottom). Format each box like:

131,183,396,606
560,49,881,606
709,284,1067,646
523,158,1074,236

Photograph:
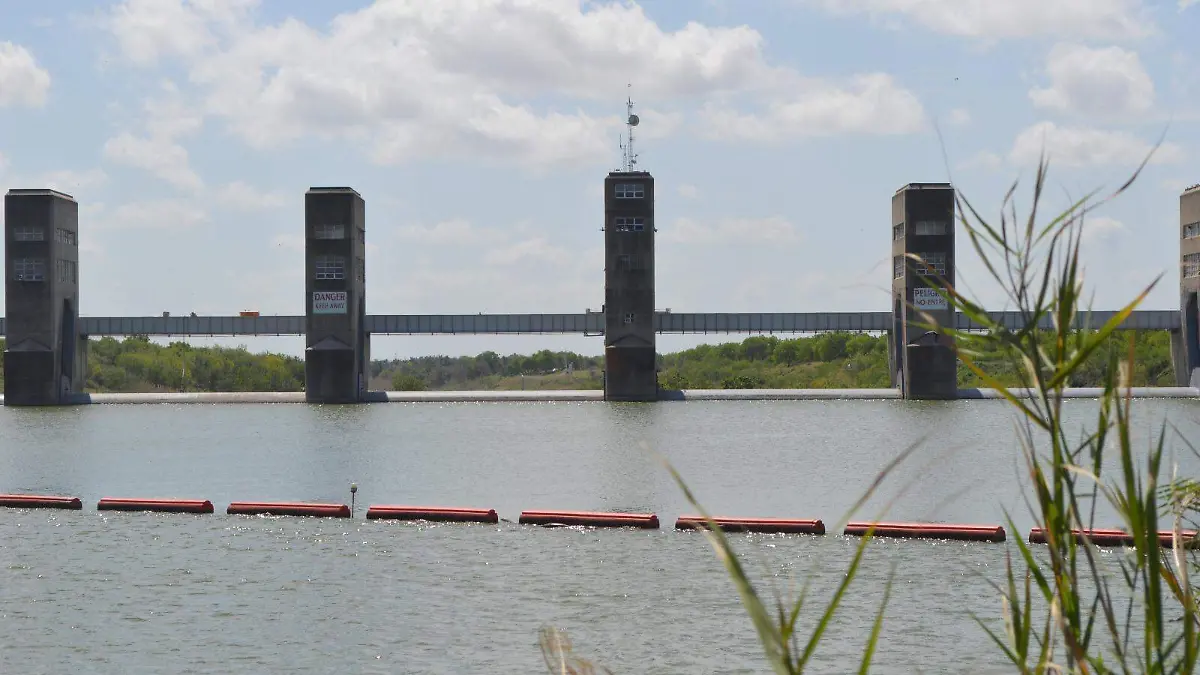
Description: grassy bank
0,329,1180,393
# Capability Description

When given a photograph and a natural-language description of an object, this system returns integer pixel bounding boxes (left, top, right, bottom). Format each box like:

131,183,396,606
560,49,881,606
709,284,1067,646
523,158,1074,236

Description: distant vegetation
0,330,1180,393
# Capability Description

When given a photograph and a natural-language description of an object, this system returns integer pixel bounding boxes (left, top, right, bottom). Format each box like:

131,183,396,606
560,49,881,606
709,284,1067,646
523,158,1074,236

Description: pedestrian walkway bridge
0,310,1179,338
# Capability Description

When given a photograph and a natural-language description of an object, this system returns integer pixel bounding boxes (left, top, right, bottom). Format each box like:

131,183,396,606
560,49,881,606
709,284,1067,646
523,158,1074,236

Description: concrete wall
890,183,957,399
603,171,657,401
304,187,367,403
3,189,82,405
1180,185,1200,385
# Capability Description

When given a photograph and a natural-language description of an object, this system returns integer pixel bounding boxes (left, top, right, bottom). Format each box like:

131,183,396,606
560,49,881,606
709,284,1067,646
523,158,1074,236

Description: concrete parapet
4,387,1193,406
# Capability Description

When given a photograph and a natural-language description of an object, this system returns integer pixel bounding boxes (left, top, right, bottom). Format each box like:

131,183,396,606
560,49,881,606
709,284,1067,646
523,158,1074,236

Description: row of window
1185,222,1200,239
10,226,78,245
612,217,646,232
312,223,367,245
892,221,950,239
314,254,366,281
57,259,77,284
1186,253,1200,279
614,183,645,199
11,257,76,282
615,253,648,270
893,252,948,278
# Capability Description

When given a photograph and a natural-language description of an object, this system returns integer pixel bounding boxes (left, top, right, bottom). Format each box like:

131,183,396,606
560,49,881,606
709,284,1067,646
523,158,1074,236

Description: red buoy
843,521,1006,543
366,505,499,523
675,515,825,535
1029,527,1198,548
0,494,83,510
518,510,660,529
97,498,214,514
227,501,351,518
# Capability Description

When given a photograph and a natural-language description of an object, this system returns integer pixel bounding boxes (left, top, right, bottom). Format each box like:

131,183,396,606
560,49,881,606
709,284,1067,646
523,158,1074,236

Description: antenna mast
619,83,640,172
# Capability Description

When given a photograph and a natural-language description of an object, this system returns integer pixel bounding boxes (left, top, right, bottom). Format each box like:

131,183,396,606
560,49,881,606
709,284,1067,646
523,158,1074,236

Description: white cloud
213,181,285,211
1182,0,1198,8
661,216,802,244
105,0,257,66
699,74,925,141
1009,121,1184,167
102,0,924,167
1081,215,1125,242
0,42,51,107
104,199,208,229
101,80,206,191
1029,44,1155,118
395,219,507,245
958,151,1004,171
37,169,109,194
806,0,1154,41
946,108,971,126
678,183,699,199
483,237,571,266
103,132,203,190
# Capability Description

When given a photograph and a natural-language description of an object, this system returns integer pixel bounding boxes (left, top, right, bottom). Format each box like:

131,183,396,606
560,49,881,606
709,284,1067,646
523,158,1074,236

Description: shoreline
0,387,1197,405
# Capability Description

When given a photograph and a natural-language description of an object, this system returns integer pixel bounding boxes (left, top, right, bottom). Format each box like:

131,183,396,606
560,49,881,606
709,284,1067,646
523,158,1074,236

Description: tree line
0,330,1179,394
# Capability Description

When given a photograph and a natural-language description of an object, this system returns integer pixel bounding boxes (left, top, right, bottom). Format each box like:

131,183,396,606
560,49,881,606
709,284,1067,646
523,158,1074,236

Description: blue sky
0,0,1197,359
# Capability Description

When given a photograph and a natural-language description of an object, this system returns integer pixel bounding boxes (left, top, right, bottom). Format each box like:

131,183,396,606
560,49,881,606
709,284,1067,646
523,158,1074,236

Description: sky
0,0,1197,360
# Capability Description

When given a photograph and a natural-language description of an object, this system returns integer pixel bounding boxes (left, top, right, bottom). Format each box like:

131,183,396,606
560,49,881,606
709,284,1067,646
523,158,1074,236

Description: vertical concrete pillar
304,187,367,403
603,171,657,401
890,183,958,400
1179,184,1200,387
3,189,83,406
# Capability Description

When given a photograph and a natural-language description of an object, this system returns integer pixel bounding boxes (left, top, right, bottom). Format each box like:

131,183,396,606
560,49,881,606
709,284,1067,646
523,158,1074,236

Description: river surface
1,398,1199,673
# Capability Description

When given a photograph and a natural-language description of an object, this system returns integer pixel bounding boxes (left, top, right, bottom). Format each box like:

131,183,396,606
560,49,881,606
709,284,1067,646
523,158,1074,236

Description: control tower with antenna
602,87,657,401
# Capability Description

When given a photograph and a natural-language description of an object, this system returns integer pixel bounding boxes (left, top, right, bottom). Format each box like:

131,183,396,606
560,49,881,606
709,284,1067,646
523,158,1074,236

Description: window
914,251,947,276
13,225,44,241
1186,253,1200,279
615,183,644,199
893,223,904,241
893,255,904,279
55,228,76,246
1185,222,1200,239
623,312,636,324
613,217,645,232
314,223,345,239
315,255,345,280
12,258,45,281
356,256,365,283
358,228,366,247
616,253,647,270
914,220,949,236
56,259,77,284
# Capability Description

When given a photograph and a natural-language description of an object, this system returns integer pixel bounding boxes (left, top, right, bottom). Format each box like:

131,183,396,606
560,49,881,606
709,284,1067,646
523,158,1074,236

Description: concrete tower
304,187,369,403
3,189,85,406
603,92,657,401
889,183,958,399
1176,183,1200,386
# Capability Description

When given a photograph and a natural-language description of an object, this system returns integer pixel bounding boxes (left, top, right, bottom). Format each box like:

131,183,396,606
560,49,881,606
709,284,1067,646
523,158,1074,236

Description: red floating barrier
1029,527,1198,548
843,521,1007,543
97,498,213,514
0,494,83,510
227,501,351,518
675,515,825,535
518,509,659,529
366,505,499,523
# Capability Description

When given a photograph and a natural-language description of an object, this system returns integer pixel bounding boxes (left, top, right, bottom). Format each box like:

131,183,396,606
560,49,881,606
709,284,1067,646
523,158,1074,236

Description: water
1,399,1198,673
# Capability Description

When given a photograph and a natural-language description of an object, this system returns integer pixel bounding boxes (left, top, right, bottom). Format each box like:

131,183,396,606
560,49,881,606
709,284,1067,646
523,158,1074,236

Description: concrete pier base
603,345,657,402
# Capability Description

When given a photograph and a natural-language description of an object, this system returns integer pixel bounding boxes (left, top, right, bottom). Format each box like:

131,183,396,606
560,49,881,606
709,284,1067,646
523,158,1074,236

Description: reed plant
541,152,1199,673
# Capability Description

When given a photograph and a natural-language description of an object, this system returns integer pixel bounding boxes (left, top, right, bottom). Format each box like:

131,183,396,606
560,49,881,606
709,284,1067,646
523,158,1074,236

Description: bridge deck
0,310,1181,337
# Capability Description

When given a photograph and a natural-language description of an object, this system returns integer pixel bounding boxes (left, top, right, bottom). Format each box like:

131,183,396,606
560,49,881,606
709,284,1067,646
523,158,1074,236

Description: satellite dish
627,114,640,126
